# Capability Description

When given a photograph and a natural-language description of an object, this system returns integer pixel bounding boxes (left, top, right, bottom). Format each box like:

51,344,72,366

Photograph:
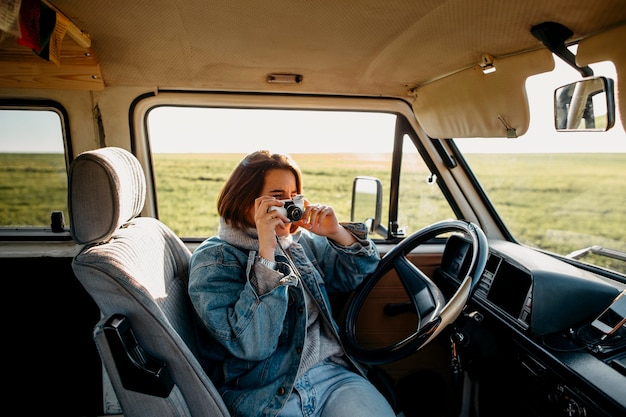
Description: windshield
455,57,626,275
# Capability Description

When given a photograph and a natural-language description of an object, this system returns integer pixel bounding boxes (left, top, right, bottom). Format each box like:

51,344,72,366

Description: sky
1,58,624,154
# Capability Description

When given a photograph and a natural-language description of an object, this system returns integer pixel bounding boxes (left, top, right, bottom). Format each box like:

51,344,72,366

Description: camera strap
275,235,302,280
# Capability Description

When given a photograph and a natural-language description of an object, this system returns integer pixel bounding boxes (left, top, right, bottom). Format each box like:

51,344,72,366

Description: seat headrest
68,147,146,245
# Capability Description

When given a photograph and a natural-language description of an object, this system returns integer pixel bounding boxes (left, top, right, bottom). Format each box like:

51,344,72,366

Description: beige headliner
1,0,626,136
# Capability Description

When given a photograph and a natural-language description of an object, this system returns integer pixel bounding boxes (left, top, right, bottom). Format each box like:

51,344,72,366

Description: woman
188,150,396,417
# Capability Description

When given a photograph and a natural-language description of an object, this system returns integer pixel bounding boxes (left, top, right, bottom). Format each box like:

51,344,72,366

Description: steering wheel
343,220,488,365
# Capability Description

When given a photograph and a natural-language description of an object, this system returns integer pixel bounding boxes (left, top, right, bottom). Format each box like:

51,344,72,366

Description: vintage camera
270,194,305,221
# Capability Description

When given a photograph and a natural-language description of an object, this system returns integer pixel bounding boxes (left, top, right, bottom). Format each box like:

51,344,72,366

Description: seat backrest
68,147,229,417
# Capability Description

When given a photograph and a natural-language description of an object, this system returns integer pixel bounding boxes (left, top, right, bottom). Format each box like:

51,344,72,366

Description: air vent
476,253,501,297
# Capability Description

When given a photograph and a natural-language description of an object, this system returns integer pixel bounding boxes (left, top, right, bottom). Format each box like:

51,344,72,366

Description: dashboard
439,236,622,337
435,235,626,417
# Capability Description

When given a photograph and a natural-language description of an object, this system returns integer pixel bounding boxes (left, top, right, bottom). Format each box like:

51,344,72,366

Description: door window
0,108,67,229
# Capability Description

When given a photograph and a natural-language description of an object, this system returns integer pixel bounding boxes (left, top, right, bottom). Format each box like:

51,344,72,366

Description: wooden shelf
0,0,103,91
0,35,104,91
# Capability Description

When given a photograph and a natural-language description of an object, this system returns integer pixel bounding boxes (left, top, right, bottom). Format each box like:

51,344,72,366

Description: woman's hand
254,196,285,259
295,199,357,246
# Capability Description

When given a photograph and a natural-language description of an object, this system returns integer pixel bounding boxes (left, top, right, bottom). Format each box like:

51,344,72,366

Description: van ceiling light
480,54,496,74
267,73,303,84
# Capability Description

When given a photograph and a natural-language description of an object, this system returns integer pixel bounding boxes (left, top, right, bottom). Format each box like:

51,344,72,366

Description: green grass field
151,153,395,237
1,152,624,272
0,153,69,226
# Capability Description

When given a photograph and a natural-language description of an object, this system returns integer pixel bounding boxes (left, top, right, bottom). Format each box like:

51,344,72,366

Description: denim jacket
188,221,379,417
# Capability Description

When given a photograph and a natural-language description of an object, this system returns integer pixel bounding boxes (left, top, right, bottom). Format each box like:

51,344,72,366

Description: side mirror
554,76,615,131
351,176,386,237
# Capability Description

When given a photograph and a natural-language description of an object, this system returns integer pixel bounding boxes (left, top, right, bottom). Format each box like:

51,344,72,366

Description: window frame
132,92,465,242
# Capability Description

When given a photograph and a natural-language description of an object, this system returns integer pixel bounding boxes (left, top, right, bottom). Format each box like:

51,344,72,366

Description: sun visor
576,24,626,131
412,49,554,138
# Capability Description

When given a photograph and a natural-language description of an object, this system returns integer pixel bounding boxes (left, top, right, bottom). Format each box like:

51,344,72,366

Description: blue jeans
279,360,396,417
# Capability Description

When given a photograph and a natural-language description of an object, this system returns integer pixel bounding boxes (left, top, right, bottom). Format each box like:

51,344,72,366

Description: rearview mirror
554,76,615,132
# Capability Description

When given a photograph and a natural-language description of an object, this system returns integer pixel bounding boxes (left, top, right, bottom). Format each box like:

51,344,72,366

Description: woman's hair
218,150,303,230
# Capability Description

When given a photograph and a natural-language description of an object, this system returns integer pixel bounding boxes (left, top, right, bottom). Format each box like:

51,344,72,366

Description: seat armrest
103,314,175,398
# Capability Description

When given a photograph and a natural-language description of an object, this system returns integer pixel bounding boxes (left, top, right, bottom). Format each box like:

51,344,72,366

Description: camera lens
287,206,303,221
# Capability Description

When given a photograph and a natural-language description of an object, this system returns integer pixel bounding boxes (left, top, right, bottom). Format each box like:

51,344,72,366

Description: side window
147,105,457,240
147,107,397,238
0,108,67,229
